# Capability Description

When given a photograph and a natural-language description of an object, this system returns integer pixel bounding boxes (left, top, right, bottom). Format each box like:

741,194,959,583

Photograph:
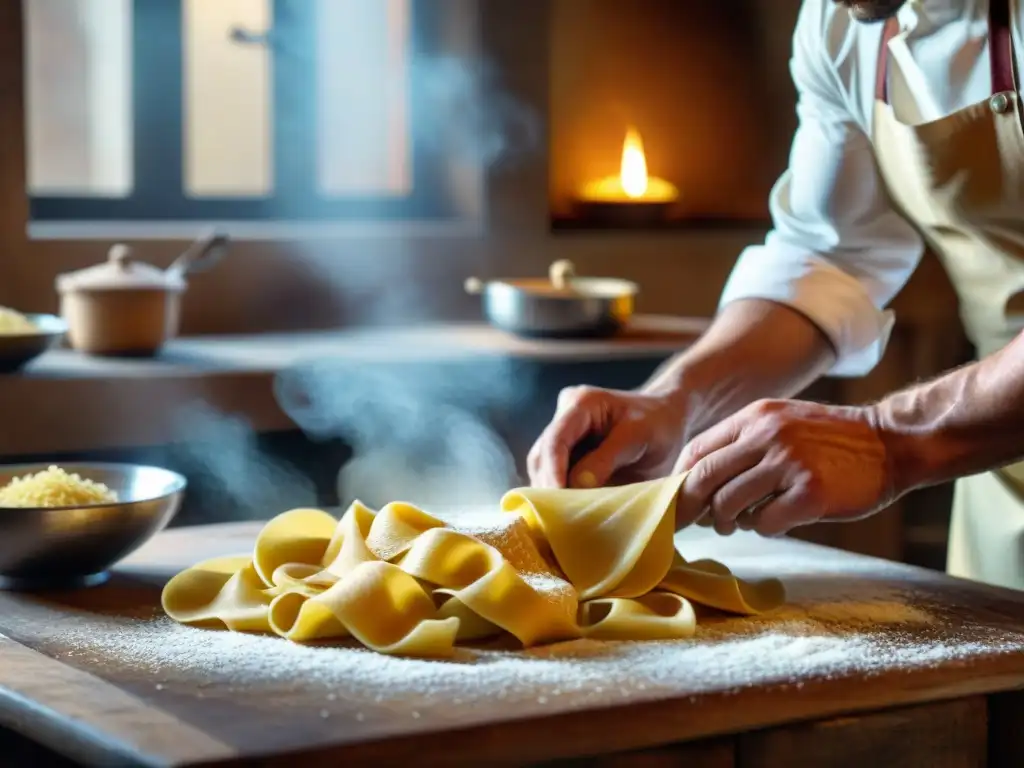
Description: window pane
316,0,412,197
183,0,273,197
25,0,133,197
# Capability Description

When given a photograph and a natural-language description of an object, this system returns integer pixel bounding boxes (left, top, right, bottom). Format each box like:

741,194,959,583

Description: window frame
28,0,459,225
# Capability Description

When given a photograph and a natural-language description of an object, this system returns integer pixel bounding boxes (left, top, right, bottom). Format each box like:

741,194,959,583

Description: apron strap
875,17,900,103
876,0,1015,104
991,0,1015,94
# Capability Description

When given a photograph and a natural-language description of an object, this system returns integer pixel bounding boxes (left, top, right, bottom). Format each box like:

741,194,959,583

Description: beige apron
872,0,1024,589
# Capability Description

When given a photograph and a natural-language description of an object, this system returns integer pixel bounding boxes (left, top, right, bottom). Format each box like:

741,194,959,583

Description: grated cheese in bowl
0,306,40,336
0,465,119,508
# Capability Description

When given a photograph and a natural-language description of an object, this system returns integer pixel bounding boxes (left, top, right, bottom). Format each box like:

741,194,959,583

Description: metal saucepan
464,260,638,339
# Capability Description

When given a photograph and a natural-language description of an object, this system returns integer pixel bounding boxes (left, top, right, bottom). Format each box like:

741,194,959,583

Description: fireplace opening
549,0,801,231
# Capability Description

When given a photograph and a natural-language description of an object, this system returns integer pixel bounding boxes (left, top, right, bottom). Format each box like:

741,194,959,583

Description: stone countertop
0,316,707,458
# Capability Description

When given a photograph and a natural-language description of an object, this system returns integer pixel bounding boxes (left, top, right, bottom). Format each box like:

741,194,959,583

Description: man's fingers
710,462,786,526
556,385,585,413
747,489,804,538
713,516,739,537
735,492,777,530
674,412,743,474
529,385,615,488
528,406,595,488
677,440,763,527
735,511,758,531
569,421,646,489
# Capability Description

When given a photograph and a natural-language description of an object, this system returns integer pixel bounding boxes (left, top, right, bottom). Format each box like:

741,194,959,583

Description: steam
270,51,543,513
413,54,541,169
274,358,529,512
163,51,540,520
25,4,546,521
167,39,541,517
297,45,541,329
169,402,317,519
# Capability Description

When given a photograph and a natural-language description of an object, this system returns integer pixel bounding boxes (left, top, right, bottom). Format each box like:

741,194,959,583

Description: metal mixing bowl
0,463,186,589
0,314,68,373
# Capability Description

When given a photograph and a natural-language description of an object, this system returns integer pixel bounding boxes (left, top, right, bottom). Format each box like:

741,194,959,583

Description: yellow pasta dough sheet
162,474,785,658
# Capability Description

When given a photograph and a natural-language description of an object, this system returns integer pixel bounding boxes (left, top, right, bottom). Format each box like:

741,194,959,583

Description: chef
529,0,1024,590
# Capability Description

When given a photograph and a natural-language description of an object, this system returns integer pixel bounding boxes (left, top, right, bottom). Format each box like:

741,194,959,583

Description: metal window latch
228,26,273,46
228,26,305,60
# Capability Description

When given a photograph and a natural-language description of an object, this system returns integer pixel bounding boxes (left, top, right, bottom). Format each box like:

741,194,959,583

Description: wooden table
2,523,1024,767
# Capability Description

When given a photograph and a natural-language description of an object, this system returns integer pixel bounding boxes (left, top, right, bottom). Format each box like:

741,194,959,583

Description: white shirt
719,0,1023,375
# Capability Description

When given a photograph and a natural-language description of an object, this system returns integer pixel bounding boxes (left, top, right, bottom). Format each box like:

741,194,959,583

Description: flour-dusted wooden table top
2,523,1024,766
0,316,707,458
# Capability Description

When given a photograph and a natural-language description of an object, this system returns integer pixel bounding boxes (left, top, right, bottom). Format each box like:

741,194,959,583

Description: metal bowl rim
0,461,187,512
484,278,639,300
0,313,68,341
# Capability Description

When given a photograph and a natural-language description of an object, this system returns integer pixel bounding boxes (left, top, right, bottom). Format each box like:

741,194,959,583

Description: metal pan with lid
465,260,638,339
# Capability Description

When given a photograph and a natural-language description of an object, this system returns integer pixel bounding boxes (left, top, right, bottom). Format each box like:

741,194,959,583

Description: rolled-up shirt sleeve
719,1,924,377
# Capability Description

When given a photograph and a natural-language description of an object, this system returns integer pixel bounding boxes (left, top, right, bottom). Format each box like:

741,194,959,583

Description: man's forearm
643,299,836,438
874,330,1024,497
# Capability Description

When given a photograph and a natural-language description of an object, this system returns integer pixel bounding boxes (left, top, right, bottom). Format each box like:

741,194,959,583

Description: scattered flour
16,518,1024,728
10,585,1022,728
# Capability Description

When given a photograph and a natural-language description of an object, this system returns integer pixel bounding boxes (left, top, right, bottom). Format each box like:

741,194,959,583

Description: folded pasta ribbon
162,474,785,657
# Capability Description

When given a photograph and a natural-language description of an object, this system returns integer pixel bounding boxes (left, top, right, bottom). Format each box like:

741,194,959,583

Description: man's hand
527,385,688,489
526,300,838,493
674,399,894,537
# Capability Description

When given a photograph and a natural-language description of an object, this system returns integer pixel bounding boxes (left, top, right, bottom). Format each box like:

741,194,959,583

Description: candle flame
620,128,648,199
576,125,678,204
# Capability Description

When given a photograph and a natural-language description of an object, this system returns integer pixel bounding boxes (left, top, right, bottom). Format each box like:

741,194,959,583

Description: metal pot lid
55,245,186,293
464,259,638,299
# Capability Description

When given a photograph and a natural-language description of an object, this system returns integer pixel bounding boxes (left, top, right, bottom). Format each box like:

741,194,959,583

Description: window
24,0,478,237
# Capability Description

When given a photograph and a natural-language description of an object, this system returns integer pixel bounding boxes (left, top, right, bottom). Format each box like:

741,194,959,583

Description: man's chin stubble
835,0,906,23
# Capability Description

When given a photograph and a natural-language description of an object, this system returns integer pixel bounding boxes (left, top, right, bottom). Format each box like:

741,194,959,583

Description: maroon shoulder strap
875,16,900,103
990,0,1015,94
876,0,1014,104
